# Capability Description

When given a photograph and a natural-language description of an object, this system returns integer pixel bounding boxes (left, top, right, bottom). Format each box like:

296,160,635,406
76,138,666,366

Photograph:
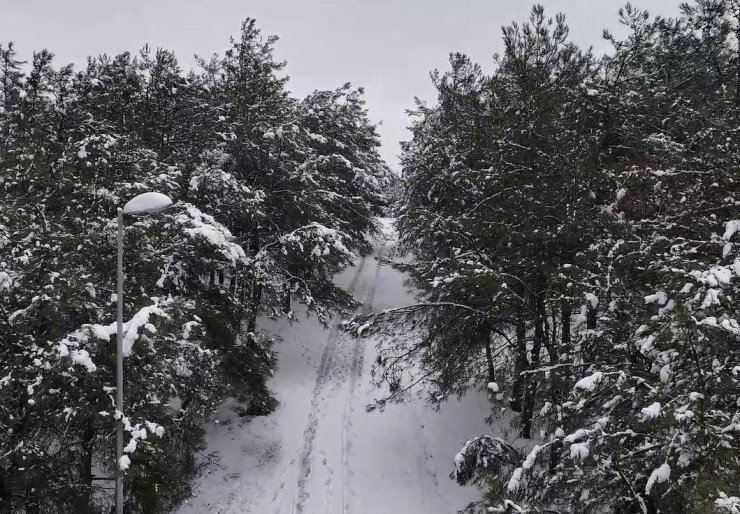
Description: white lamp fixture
123,191,173,215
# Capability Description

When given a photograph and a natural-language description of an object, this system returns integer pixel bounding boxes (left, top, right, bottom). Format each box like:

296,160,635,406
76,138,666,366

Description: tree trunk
23,483,39,514
510,306,527,412
585,301,597,362
646,496,658,514
586,303,597,330
521,297,544,439
735,25,740,108
483,329,495,384
246,230,262,334
545,300,572,470
74,421,96,514
229,263,238,295
0,474,11,514
547,300,571,405
282,283,291,314
548,439,563,473
561,301,571,361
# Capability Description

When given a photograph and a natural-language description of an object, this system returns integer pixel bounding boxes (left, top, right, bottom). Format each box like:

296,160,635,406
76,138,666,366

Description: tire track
292,255,368,513
340,245,385,514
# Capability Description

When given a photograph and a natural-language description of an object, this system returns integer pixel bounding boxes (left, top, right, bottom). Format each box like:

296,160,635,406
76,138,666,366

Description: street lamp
116,192,173,514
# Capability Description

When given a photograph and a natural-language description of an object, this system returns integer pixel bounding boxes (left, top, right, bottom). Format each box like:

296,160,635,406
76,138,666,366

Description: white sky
1,0,682,169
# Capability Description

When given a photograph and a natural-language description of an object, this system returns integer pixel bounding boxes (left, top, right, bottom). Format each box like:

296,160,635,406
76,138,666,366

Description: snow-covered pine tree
345,7,610,433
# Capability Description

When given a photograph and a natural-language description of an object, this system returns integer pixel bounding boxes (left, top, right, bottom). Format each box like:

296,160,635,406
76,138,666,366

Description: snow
659,364,671,383
658,299,675,317
564,429,589,444
723,220,740,240
123,191,172,214
182,321,199,340
691,266,734,287
88,299,170,357
120,302,168,356
376,217,398,243
123,438,137,454
84,282,96,298
574,371,603,392
487,381,499,393
0,271,13,291
118,455,131,471
503,500,524,512
715,492,740,513
641,402,661,420
724,242,733,258
180,205,246,264
638,334,655,356
453,445,466,470
570,442,589,461
176,231,494,514
679,282,693,294
507,467,524,493
521,444,541,470
70,349,97,372
143,421,165,437
645,463,670,495
356,321,371,336
645,291,668,305
701,288,721,309
584,292,598,308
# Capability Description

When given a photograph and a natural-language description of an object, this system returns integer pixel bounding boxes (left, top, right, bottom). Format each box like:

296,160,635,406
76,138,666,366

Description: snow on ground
176,220,494,514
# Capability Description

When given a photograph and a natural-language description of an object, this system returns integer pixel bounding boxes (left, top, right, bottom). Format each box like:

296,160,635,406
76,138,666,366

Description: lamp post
116,192,173,514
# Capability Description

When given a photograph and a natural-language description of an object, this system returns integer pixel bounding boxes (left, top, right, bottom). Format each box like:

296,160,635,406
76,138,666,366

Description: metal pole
116,208,124,514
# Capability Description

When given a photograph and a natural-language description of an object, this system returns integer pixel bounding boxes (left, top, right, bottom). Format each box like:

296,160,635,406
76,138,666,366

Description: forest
2,0,740,513
0,19,393,513
348,2,740,512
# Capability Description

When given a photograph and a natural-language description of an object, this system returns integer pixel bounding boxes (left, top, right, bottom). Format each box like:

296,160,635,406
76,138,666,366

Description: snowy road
175,222,492,514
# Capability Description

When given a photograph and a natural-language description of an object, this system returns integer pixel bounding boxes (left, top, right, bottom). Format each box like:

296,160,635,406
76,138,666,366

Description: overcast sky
2,0,682,169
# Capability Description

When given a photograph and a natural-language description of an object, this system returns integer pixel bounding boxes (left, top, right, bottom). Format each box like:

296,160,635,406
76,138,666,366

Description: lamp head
123,192,173,215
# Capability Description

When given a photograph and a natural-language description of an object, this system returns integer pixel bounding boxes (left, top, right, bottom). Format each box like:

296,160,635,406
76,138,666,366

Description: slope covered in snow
176,219,493,513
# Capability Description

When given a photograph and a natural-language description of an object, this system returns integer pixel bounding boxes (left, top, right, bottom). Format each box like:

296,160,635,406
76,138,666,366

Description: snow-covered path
176,223,492,514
